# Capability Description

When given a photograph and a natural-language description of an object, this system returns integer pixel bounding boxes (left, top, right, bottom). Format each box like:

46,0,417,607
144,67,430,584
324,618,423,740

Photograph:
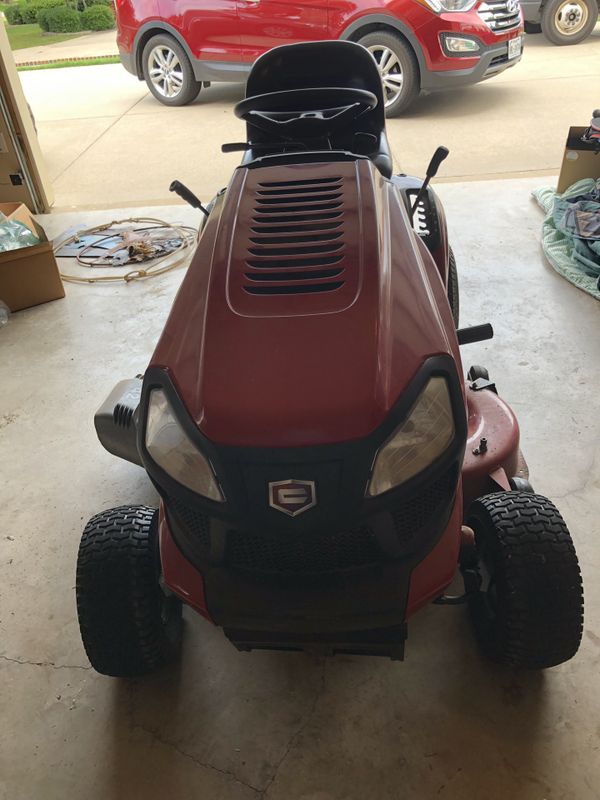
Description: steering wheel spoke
235,88,378,142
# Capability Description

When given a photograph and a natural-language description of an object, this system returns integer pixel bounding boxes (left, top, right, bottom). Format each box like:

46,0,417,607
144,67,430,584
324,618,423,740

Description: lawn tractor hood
149,159,457,449
94,159,460,470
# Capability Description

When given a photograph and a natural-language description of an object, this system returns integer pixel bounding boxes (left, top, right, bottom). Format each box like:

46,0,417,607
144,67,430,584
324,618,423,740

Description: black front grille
488,54,509,69
226,525,381,575
167,467,457,575
167,498,211,550
392,469,457,547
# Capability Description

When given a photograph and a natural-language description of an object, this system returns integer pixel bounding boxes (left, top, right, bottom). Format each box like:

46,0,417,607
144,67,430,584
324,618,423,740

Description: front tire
142,34,202,106
448,247,459,328
76,505,182,677
465,492,583,668
358,32,420,117
541,0,598,44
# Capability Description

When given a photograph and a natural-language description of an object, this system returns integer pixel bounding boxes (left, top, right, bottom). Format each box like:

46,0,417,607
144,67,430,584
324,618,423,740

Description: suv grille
478,0,521,31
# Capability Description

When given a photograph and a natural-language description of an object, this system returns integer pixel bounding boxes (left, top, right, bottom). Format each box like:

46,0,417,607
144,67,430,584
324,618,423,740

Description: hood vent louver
243,177,347,296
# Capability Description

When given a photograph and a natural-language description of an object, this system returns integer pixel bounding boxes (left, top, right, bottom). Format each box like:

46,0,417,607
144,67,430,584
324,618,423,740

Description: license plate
508,37,522,59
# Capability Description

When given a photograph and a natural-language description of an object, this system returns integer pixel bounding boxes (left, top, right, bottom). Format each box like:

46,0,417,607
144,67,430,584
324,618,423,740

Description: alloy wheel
554,0,589,34
148,45,184,99
367,45,404,108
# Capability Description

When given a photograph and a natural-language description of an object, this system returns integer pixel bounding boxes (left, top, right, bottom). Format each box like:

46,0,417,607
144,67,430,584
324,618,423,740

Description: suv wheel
358,32,420,117
142,34,202,106
541,0,598,44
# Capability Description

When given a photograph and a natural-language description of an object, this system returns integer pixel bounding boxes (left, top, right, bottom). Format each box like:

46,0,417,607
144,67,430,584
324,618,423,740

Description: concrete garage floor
19,28,600,210
1,177,599,799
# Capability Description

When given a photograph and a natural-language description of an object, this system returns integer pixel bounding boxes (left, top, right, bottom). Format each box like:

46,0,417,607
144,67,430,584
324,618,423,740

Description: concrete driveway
20,27,600,211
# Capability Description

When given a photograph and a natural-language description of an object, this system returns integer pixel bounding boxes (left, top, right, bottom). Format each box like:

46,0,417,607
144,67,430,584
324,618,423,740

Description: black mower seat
241,40,393,179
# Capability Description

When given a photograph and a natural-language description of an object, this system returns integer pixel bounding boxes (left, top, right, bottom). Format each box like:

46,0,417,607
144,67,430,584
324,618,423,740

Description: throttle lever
169,180,210,217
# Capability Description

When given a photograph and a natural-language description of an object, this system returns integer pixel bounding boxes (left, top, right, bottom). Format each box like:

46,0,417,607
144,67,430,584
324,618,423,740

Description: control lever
456,323,494,346
409,146,449,223
169,180,209,217
221,141,307,153
222,142,251,153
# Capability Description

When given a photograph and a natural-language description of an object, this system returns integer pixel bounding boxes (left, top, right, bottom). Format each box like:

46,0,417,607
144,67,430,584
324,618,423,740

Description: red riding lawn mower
76,41,583,676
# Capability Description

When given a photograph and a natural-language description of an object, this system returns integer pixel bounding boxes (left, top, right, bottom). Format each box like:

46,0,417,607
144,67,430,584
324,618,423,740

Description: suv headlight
145,388,224,502
417,0,478,12
367,377,454,497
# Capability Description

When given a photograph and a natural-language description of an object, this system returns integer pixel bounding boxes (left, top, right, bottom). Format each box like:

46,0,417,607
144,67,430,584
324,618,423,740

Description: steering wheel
234,87,378,141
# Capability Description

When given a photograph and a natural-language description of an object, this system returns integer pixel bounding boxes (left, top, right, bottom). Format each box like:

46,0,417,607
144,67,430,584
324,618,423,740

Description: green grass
5,21,80,50
17,54,119,68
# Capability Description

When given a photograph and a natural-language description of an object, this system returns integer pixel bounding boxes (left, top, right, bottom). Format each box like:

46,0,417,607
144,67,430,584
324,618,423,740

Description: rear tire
76,505,182,677
465,492,583,669
142,34,202,106
467,365,489,382
358,31,420,117
448,247,459,328
540,0,597,44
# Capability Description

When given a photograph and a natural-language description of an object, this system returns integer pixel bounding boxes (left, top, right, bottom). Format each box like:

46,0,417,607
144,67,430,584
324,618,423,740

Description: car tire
465,492,583,669
447,246,459,328
142,34,202,106
76,505,182,677
540,0,598,44
358,32,420,117
524,21,542,33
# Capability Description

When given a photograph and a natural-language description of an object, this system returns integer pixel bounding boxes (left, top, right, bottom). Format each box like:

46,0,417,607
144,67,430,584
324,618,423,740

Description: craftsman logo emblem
506,0,518,12
268,480,317,517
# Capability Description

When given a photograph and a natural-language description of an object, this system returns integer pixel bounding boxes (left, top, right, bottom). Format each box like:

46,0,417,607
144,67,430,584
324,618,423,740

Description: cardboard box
557,126,600,194
0,201,64,312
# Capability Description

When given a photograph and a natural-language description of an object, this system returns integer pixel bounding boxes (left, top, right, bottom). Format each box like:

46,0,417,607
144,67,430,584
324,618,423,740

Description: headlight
145,388,224,502
417,0,478,12
367,377,454,497
442,35,481,54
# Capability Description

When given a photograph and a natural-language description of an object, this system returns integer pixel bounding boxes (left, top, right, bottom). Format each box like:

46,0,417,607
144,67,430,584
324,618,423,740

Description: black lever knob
426,146,450,180
169,180,209,217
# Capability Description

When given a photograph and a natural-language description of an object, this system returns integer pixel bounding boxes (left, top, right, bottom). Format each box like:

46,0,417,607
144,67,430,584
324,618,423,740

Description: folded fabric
532,179,600,301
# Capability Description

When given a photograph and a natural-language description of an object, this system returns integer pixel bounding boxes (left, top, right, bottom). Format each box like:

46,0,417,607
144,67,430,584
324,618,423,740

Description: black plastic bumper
421,39,523,91
119,49,136,76
225,623,408,659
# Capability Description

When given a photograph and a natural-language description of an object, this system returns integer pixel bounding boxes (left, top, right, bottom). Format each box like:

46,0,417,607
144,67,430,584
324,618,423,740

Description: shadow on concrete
109,644,187,798
104,592,552,798
193,82,246,107
399,83,517,121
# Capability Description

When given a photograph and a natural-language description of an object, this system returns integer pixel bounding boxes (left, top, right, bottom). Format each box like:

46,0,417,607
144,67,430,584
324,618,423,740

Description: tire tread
76,505,181,677
467,492,583,669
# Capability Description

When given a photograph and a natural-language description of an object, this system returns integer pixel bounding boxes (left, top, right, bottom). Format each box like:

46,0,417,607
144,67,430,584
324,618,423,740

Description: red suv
115,0,524,115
